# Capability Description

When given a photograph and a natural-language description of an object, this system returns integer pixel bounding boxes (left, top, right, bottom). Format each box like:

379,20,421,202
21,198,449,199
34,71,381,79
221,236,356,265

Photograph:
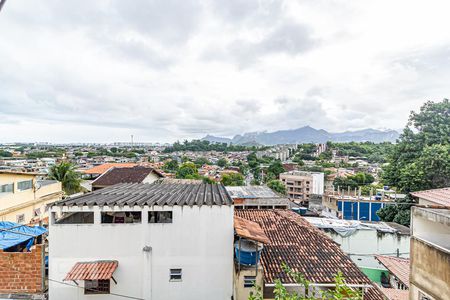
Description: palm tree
49,162,81,195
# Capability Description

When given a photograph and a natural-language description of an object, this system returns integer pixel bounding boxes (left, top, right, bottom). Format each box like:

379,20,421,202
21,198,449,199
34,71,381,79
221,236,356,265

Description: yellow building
0,171,62,224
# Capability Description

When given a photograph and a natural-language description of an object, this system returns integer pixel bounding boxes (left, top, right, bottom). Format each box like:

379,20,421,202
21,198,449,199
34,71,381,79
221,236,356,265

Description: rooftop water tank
234,239,263,266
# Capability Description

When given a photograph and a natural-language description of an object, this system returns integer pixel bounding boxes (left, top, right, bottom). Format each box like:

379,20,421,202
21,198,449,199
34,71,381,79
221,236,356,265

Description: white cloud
0,0,449,143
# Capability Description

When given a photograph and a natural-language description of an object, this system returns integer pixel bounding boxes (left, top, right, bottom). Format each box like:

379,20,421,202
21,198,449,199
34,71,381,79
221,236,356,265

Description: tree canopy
267,180,287,195
221,173,245,186
48,162,81,195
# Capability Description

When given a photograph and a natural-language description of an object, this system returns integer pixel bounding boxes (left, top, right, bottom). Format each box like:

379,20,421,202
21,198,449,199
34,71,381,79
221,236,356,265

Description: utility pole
131,134,134,148
0,0,7,13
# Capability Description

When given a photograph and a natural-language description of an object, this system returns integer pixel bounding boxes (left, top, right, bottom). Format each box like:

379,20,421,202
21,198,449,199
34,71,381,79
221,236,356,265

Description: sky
0,0,449,143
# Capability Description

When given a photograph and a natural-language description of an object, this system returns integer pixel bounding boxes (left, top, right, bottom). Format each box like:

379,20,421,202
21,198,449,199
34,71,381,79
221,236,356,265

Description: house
226,186,291,209
48,182,234,300
0,221,47,299
233,209,384,300
0,171,62,224
411,187,450,206
81,163,137,179
409,207,450,300
374,255,409,300
91,166,164,191
279,171,324,204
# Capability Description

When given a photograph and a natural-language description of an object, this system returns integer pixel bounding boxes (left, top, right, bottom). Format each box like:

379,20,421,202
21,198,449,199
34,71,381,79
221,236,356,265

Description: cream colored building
0,171,62,224
280,171,324,204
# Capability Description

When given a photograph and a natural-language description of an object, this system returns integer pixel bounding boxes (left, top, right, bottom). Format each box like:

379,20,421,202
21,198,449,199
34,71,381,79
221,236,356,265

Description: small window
169,268,182,282
101,212,142,224
84,279,110,294
149,211,172,223
17,180,33,191
0,183,14,193
54,212,94,224
16,214,25,224
244,276,256,288
33,208,41,217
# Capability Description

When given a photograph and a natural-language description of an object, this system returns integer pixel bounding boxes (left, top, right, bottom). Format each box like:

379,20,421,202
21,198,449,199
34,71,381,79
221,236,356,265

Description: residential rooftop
234,209,383,300
375,255,410,288
225,186,280,199
52,182,232,207
92,166,163,187
411,187,450,206
82,163,137,175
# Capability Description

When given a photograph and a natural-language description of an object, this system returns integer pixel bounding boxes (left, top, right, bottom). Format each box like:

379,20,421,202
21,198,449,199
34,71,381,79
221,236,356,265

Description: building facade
280,171,324,204
409,207,450,300
48,182,234,300
0,171,62,224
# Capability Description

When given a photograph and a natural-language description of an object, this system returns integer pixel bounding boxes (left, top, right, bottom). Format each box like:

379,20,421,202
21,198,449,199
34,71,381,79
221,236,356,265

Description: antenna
131,135,134,148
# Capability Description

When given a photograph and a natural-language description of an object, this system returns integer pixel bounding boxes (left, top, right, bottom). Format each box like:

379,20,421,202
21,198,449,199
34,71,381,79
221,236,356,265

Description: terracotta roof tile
234,216,270,244
375,255,410,287
378,287,409,300
64,260,118,281
83,163,137,175
411,187,450,206
235,210,384,299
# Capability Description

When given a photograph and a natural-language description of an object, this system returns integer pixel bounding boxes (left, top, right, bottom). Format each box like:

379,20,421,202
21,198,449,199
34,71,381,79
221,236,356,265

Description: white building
49,181,234,300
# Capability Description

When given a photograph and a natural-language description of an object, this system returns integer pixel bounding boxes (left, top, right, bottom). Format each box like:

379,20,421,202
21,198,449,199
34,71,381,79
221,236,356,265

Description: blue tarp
0,221,47,251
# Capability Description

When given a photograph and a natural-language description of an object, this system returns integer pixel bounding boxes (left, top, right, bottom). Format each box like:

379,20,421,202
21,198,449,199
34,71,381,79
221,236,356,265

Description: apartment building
0,171,62,224
280,171,324,203
409,206,450,300
48,181,234,300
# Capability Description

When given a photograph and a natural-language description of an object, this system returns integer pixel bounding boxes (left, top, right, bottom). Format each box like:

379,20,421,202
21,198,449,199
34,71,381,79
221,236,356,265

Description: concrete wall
0,244,44,294
233,265,263,300
410,238,450,299
49,205,234,300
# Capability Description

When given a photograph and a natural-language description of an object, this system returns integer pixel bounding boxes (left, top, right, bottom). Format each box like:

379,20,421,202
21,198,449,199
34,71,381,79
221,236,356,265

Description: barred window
84,280,110,294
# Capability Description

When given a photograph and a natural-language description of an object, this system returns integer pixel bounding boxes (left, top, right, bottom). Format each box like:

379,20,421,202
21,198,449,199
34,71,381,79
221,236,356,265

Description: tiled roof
52,182,232,207
82,163,137,175
236,210,370,285
375,255,410,287
411,187,450,206
234,216,270,244
64,260,118,281
378,287,409,300
92,166,164,187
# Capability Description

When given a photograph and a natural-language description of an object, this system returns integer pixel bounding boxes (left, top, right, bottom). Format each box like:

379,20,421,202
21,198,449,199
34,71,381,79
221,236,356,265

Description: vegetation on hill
0,150,13,157
378,99,450,226
163,140,267,153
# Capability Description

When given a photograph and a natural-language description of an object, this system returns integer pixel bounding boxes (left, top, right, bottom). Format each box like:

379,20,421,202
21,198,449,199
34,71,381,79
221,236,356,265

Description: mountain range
201,126,399,145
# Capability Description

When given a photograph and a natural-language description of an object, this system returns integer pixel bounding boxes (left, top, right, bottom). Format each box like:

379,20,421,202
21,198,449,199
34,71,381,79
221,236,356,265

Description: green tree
0,150,13,157
176,162,199,179
267,160,285,179
163,160,179,173
267,180,286,195
194,157,211,168
48,162,81,195
217,158,229,168
221,173,245,186
248,264,362,300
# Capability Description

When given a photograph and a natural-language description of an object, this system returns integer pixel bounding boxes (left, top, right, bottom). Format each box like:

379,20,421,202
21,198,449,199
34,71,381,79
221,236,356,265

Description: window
244,276,256,288
16,214,25,224
17,180,33,191
33,208,41,217
149,211,172,223
0,183,14,194
84,280,110,294
101,212,142,224
169,268,182,281
54,212,94,224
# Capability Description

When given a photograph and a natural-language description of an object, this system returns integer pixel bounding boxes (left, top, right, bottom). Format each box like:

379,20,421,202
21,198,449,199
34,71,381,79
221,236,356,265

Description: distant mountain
201,126,399,145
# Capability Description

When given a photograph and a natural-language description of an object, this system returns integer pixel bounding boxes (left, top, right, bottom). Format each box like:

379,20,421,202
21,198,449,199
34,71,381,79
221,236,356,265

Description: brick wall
0,244,44,293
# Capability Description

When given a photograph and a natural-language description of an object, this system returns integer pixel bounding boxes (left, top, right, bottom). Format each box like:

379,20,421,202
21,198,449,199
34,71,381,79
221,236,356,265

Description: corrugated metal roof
64,260,118,281
225,186,280,199
52,182,232,207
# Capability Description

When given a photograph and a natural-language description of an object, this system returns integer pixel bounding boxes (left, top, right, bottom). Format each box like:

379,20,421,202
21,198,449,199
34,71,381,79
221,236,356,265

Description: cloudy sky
1,0,449,143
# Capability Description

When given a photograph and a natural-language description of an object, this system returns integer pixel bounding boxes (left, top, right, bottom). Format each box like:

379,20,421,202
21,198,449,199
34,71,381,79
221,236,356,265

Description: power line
0,264,144,300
